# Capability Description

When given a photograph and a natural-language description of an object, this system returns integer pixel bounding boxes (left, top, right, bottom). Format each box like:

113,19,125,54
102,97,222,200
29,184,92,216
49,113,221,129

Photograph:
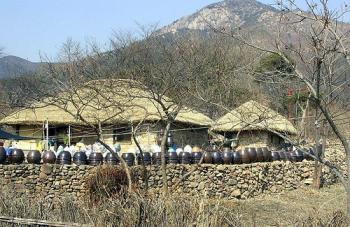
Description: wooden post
313,119,322,189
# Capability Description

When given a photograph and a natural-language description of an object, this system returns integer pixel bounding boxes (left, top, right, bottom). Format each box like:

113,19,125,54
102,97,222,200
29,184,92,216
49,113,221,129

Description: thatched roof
1,79,213,127
211,100,297,135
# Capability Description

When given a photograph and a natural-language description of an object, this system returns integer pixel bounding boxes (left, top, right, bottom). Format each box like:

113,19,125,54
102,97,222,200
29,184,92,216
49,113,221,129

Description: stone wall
0,160,340,202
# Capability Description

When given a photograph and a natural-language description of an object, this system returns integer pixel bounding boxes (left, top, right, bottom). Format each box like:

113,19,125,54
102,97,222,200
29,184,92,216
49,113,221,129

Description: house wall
228,130,284,150
3,123,209,153
2,125,43,150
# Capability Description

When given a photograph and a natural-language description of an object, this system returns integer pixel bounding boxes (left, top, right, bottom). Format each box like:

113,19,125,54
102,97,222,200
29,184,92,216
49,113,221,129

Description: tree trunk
132,131,148,191
160,122,171,196
344,154,350,218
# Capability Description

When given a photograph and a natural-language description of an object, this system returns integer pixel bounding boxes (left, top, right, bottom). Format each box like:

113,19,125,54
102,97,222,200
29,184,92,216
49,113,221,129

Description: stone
231,189,241,197
303,178,313,185
41,165,53,175
39,172,47,180
198,182,206,190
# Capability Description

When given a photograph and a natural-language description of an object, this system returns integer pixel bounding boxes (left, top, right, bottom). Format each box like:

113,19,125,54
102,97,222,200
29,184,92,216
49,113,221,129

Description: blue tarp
0,129,33,140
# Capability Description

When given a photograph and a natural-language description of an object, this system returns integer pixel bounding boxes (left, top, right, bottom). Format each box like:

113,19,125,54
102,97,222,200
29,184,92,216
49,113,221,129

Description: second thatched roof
211,100,297,135
1,79,213,127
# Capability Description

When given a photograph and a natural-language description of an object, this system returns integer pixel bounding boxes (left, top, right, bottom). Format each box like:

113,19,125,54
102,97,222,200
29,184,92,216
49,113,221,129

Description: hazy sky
0,0,348,61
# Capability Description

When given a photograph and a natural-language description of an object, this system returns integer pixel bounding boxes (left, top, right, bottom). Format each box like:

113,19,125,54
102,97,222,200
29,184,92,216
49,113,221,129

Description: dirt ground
228,184,347,226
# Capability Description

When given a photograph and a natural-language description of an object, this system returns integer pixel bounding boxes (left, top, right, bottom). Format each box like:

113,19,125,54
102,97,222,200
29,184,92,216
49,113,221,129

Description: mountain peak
158,0,278,35
0,55,39,78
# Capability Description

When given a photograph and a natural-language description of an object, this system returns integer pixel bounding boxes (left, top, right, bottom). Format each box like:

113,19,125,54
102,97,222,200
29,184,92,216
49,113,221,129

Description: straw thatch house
0,79,213,151
211,100,297,149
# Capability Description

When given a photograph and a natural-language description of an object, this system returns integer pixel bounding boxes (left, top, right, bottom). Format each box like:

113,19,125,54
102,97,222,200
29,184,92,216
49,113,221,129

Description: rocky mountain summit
158,0,280,35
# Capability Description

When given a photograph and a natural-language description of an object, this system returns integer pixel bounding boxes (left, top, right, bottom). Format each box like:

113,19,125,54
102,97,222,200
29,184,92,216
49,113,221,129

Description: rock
39,172,47,179
41,165,53,175
303,178,313,185
198,182,206,190
231,189,241,197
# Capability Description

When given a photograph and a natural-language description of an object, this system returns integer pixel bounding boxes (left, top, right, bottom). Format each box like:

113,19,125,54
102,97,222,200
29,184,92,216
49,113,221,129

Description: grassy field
231,184,347,226
0,183,347,226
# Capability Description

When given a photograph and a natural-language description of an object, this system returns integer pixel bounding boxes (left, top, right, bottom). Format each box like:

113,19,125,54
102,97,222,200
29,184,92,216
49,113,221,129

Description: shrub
86,165,133,204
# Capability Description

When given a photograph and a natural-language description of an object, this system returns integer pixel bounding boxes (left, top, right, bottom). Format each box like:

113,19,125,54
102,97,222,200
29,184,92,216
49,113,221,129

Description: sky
0,0,348,62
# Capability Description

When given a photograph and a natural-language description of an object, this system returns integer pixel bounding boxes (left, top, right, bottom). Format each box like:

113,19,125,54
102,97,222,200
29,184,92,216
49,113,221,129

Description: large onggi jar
73,151,88,165
121,153,135,166
42,150,56,164
88,152,103,166
105,152,120,165
10,149,25,164
27,150,41,164
57,151,72,165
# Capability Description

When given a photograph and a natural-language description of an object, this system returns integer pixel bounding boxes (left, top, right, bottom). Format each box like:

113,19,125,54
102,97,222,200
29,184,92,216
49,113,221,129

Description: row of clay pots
0,147,316,166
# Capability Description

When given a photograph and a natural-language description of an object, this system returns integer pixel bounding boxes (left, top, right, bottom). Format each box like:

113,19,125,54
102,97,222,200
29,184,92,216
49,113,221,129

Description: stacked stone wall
0,160,341,202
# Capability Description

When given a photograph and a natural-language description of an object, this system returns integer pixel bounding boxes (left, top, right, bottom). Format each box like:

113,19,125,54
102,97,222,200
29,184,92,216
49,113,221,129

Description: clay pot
271,151,280,161
203,152,213,164
232,151,242,164
262,147,272,162
152,152,162,165
285,152,292,161
247,147,257,163
294,149,304,162
136,152,151,165
166,132,174,147
278,150,287,161
240,149,251,164
0,147,7,164
192,152,203,164
212,151,223,164
57,151,72,165
27,150,41,164
179,152,191,164
222,149,232,165
42,150,56,164
89,152,103,166
168,152,179,164
105,152,120,165
256,148,264,162
122,153,135,166
73,151,88,165
10,149,25,164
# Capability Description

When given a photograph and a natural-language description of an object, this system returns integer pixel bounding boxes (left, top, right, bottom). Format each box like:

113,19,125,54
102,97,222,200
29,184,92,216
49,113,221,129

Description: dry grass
0,183,347,226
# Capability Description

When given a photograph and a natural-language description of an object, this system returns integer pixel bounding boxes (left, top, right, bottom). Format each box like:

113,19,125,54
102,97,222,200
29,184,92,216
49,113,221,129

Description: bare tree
205,0,350,215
